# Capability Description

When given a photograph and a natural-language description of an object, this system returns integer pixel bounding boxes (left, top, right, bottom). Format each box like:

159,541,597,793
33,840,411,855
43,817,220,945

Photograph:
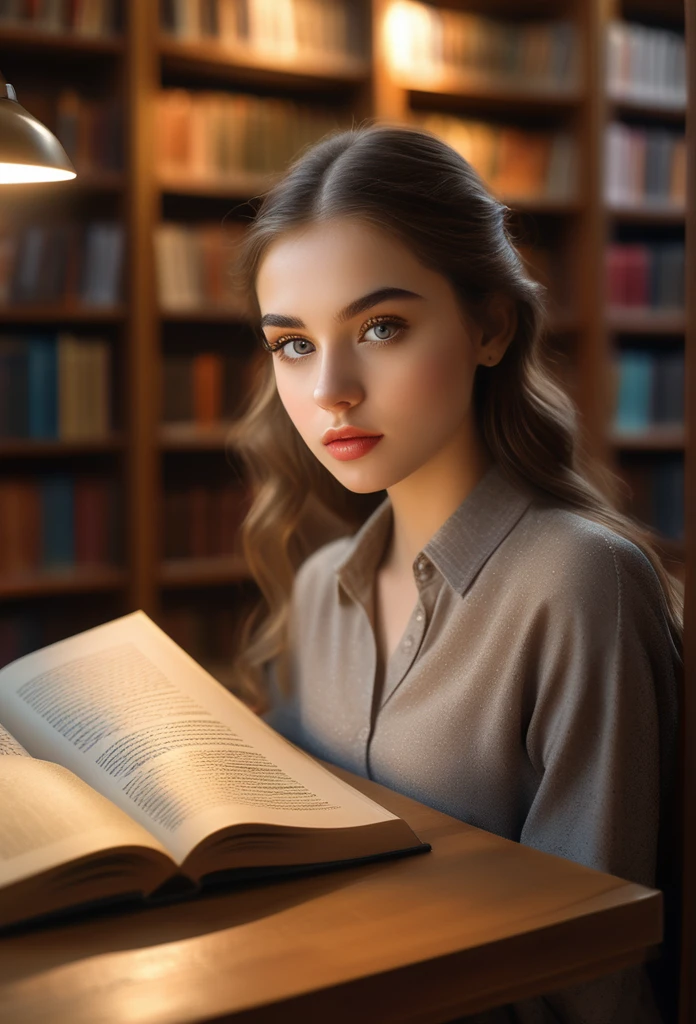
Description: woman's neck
381,436,494,577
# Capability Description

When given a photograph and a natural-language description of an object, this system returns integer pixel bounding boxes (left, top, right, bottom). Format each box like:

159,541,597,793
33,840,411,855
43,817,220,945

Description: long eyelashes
264,314,408,364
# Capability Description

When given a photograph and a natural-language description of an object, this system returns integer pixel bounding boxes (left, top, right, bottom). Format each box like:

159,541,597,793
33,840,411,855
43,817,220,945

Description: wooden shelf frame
0,2,689,608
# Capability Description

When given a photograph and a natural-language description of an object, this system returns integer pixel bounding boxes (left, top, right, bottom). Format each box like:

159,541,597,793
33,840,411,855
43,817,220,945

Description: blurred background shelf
0,0,688,674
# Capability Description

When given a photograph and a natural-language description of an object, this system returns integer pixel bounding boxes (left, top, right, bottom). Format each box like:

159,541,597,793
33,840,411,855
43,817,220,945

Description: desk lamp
0,71,76,184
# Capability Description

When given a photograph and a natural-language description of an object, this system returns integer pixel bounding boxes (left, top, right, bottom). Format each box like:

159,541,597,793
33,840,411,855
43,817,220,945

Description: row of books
605,123,685,207
16,89,123,176
414,113,576,202
0,0,119,35
155,222,250,311
157,89,343,182
623,458,684,542
161,0,365,59
158,602,245,682
0,475,122,575
605,243,684,310
613,349,684,431
606,21,686,106
385,3,579,92
54,90,123,175
163,483,249,560
163,351,251,424
0,223,124,307
0,333,111,440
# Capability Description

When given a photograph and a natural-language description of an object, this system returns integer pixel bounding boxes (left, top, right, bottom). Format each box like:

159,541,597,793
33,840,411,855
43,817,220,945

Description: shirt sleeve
508,530,680,1024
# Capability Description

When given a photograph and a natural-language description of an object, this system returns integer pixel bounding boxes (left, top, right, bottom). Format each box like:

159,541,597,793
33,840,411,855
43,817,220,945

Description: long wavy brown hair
225,121,684,715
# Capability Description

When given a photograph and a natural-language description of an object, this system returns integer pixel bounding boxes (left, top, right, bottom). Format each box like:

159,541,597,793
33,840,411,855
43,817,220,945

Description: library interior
0,0,688,682
0,0,694,1022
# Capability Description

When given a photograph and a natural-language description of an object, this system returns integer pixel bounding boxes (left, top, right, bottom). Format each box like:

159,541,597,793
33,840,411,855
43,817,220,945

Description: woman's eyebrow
259,287,423,330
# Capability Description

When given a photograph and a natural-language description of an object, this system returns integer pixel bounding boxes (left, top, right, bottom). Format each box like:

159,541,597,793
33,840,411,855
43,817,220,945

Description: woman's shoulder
517,499,667,612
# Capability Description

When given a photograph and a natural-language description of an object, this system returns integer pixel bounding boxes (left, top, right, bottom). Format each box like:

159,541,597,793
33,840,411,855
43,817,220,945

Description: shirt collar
334,461,537,604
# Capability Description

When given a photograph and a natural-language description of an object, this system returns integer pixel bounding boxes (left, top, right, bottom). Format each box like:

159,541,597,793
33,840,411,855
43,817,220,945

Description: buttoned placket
363,554,441,777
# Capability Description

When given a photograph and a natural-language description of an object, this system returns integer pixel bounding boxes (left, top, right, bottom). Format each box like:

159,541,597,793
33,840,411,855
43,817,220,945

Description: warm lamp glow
382,0,439,85
0,162,76,184
0,77,76,185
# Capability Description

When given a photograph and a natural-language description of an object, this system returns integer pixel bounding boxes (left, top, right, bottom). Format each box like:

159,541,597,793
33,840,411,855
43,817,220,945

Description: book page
0,612,405,866
0,722,30,758
0,757,173,894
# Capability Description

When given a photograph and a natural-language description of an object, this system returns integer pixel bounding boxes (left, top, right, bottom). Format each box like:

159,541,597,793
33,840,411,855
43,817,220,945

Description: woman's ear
478,293,517,367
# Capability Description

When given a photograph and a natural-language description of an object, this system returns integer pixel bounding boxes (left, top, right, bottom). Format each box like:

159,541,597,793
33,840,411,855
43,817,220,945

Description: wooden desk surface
0,760,662,1024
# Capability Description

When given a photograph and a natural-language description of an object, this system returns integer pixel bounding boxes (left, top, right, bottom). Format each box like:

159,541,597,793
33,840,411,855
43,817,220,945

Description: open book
0,611,429,930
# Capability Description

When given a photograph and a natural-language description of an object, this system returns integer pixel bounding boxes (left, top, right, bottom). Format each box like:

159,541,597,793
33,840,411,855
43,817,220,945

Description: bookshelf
599,0,686,579
0,0,688,675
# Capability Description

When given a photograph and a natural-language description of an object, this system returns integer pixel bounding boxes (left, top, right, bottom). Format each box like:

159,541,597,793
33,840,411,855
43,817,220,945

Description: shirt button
403,636,413,649
413,554,433,582
415,611,424,622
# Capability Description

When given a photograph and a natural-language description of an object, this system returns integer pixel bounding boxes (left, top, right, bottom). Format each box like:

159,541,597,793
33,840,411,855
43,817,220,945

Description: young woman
226,123,683,1024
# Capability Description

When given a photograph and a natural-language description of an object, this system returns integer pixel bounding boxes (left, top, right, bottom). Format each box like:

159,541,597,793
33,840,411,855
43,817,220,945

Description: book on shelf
162,349,252,424
155,221,251,314
384,2,579,93
0,223,124,308
55,89,124,175
163,482,249,560
606,21,686,106
0,610,429,930
605,243,685,310
613,348,684,432
0,474,121,575
0,332,111,440
621,458,684,543
605,123,686,207
156,89,346,184
0,0,120,36
161,0,367,61
413,113,577,203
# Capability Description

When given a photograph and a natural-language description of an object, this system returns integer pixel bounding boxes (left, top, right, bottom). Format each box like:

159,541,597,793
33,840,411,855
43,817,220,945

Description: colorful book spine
0,332,111,440
0,475,120,574
605,243,685,309
614,349,684,432
606,21,686,106
163,484,249,559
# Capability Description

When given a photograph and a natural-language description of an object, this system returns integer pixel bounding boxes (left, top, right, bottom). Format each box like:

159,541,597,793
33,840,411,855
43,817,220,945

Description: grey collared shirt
262,462,680,1023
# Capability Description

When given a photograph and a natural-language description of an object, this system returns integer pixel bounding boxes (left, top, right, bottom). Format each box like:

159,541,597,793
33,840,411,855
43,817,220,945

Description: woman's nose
313,352,365,411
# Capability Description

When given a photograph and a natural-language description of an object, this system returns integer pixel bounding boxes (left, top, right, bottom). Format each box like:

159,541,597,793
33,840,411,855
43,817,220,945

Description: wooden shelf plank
158,171,279,197
504,196,583,216
607,202,685,224
0,565,128,600
159,36,370,86
607,94,686,120
0,305,126,324
159,423,235,450
160,306,252,323
395,71,584,108
607,309,686,335
611,426,685,450
160,555,250,587
0,435,125,457
0,25,124,53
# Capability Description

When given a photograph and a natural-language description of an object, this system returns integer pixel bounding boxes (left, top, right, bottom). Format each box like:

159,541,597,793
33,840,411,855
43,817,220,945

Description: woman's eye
363,321,401,343
276,337,315,360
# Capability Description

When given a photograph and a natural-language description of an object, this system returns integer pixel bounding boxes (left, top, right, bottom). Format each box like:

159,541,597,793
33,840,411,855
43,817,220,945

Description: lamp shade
0,79,76,184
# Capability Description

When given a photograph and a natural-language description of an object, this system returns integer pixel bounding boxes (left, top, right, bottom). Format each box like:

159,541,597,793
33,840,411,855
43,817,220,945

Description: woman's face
256,217,499,495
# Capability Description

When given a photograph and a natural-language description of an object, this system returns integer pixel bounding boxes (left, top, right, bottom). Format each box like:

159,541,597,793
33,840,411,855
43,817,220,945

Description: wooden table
0,759,662,1024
